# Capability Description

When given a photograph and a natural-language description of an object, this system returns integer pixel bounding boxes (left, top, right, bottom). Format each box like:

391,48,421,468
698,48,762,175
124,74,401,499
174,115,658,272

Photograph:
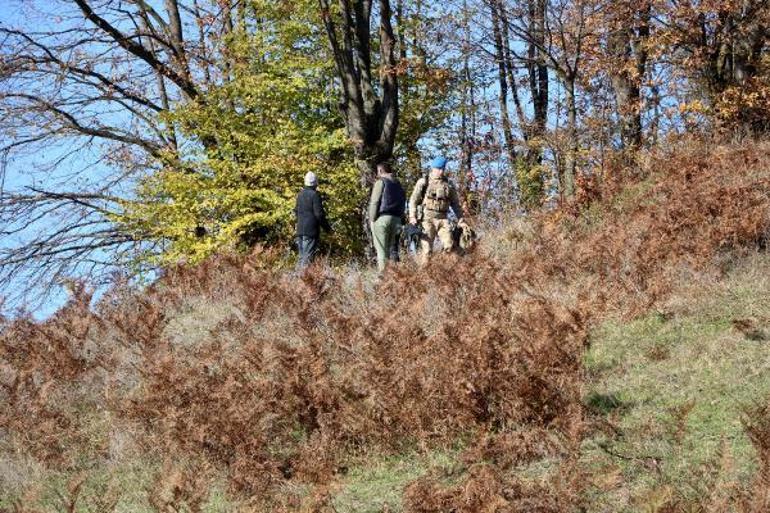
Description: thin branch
72,0,200,99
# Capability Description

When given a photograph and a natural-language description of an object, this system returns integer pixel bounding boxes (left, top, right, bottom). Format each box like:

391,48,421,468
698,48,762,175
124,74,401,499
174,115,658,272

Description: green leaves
118,0,362,265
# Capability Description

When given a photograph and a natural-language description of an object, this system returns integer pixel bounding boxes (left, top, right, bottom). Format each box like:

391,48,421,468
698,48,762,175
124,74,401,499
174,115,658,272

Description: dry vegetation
2,138,770,512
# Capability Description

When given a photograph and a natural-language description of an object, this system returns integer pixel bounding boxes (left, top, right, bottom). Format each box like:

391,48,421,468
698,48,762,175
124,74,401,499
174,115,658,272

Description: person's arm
314,192,332,232
368,179,384,225
408,178,426,224
397,181,408,223
449,183,464,220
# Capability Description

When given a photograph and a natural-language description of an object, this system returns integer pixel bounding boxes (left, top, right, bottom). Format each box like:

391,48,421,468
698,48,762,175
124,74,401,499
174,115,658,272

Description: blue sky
0,1,124,317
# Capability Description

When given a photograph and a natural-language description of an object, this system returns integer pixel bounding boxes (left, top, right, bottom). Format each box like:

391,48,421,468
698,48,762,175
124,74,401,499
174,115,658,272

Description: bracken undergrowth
2,137,770,512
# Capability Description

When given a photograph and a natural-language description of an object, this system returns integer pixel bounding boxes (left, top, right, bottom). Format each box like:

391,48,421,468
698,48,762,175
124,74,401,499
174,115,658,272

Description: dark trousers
296,236,319,269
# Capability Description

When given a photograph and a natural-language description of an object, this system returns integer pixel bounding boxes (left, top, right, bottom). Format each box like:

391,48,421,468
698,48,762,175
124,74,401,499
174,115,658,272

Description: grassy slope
583,253,770,511
333,253,770,512
5,138,770,512
3,255,770,513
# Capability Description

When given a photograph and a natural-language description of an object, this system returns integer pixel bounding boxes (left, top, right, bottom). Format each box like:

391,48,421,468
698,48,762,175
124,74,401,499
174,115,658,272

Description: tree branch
72,0,200,99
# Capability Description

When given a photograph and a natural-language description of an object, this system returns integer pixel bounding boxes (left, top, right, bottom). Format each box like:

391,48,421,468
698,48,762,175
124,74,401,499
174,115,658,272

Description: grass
0,459,154,513
4,253,770,512
583,252,770,511
332,450,458,513
0,461,237,513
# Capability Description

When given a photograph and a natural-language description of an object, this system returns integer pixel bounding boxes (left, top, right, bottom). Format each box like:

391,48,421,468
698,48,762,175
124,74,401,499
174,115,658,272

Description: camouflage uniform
408,175,464,265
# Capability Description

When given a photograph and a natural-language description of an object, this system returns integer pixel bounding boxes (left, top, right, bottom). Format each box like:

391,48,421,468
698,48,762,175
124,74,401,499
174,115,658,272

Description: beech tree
318,0,400,183
120,1,365,264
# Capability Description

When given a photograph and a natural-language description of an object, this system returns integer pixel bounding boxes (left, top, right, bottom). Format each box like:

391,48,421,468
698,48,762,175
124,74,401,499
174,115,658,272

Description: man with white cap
294,171,332,269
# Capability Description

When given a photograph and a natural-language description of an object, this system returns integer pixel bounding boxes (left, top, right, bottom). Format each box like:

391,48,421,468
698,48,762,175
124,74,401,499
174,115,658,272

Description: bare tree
489,0,520,172
0,0,228,307
478,0,598,199
486,0,550,208
548,0,595,198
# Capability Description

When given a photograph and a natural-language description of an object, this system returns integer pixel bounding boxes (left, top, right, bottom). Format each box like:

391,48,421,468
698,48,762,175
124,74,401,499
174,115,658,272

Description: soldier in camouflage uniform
408,156,466,265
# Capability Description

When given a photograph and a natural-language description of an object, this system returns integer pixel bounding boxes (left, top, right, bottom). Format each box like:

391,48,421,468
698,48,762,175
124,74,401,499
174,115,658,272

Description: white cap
304,171,318,187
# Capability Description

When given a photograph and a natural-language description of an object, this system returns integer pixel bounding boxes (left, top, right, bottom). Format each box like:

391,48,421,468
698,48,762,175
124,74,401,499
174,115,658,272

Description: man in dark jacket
295,171,332,269
368,162,406,272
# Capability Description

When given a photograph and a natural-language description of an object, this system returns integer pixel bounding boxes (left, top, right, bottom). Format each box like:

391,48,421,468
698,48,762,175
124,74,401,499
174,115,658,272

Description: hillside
2,138,770,512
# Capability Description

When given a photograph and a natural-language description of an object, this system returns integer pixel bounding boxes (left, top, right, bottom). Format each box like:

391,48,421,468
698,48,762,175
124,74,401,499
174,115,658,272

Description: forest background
1,0,768,313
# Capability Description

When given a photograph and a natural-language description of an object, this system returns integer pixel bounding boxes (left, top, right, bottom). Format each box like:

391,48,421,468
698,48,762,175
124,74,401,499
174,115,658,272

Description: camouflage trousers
418,217,453,265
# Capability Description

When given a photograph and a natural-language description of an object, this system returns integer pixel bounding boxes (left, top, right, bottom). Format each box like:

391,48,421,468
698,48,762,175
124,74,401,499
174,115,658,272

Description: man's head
304,171,318,188
430,156,447,179
377,162,393,178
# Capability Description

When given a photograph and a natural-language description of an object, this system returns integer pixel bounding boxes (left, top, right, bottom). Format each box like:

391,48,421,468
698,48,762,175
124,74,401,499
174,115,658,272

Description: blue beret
430,156,448,170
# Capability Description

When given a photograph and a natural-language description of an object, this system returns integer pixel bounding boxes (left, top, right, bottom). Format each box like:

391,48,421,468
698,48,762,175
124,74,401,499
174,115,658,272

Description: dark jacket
379,177,406,218
295,186,331,238
368,176,406,222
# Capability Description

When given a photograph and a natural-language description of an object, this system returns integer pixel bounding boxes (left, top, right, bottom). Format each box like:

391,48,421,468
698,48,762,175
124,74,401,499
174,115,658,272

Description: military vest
422,178,451,214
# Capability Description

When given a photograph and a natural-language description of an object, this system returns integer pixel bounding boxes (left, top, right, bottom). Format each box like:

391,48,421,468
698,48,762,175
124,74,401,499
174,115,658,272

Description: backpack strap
417,176,429,206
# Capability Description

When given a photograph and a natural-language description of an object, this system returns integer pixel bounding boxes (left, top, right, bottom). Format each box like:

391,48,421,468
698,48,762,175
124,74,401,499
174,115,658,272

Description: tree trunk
498,0,527,138
563,78,578,198
530,0,549,148
607,3,648,150
608,30,642,149
356,158,377,258
319,0,400,253
522,0,548,208
459,0,476,211
490,1,518,168
319,0,399,172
